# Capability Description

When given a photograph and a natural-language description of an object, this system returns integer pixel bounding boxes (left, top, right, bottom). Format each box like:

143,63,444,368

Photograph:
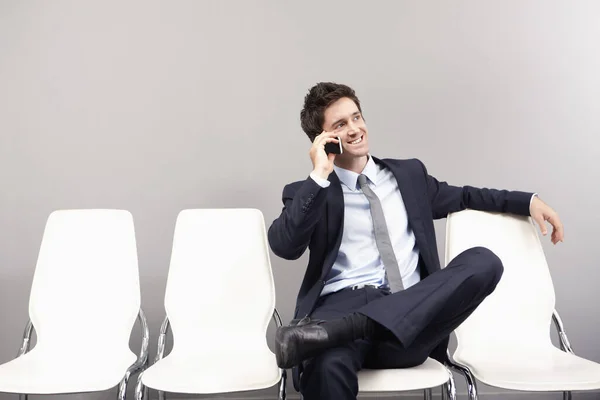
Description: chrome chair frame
445,309,574,400
135,308,287,400
15,309,149,400
420,368,457,400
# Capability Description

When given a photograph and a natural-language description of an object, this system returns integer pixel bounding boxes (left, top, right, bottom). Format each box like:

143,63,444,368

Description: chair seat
358,358,450,392
0,347,136,394
455,346,600,391
142,348,281,394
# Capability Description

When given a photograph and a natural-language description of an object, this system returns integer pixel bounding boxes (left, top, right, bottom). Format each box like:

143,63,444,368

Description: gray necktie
357,174,404,292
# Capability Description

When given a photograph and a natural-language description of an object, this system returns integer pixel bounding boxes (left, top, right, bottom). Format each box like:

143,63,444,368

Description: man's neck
334,155,369,174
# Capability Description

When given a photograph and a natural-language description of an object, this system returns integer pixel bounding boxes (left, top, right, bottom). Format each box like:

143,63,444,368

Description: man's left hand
530,196,564,245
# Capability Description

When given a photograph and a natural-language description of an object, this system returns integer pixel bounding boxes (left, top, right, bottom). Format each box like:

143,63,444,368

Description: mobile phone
324,137,343,155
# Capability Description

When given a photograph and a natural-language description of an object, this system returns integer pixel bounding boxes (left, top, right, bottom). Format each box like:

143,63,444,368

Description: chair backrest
29,209,140,354
164,208,276,355
445,210,556,357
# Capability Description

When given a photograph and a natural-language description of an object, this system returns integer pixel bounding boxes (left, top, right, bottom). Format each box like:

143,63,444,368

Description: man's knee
466,246,504,286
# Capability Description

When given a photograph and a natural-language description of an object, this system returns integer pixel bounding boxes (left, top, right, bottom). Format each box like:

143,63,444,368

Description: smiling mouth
348,135,363,145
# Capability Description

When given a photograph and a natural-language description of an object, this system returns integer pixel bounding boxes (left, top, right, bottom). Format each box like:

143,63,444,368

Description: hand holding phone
310,132,340,179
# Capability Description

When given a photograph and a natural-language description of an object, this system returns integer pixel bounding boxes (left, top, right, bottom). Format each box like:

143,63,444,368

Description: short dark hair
300,82,362,142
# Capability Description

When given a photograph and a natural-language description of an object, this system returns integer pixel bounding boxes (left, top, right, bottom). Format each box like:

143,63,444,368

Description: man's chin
337,148,369,162
347,150,369,158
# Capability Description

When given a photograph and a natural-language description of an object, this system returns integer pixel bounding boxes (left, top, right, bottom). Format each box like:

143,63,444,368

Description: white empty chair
444,209,600,400
136,209,285,400
0,209,149,400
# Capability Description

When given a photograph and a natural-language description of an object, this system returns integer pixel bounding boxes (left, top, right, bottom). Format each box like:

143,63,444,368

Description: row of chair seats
0,208,598,400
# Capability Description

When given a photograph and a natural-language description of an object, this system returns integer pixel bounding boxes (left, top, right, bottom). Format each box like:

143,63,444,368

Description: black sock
321,312,379,345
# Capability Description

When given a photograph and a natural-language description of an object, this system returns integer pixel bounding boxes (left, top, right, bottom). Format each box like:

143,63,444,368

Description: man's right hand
310,131,339,180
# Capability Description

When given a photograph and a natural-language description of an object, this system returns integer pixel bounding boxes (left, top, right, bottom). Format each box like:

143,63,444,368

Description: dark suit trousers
300,246,503,400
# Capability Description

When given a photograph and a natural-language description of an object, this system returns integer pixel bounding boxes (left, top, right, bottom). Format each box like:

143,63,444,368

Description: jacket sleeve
417,159,534,219
267,176,329,260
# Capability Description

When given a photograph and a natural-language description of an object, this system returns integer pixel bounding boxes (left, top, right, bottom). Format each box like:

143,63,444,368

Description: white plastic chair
444,209,600,400
357,358,456,399
0,209,149,399
135,209,285,400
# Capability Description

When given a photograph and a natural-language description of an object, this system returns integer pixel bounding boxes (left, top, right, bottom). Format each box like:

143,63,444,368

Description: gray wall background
1,1,599,399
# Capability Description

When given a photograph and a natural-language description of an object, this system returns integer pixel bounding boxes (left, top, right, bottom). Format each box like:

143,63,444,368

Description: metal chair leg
153,316,171,400
17,322,33,400
134,372,146,400
117,373,131,400
278,369,287,400
552,312,573,400
443,370,457,400
461,367,478,400
273,309,287,400
424,387,433,399
116,310,149,400
445,360,478,400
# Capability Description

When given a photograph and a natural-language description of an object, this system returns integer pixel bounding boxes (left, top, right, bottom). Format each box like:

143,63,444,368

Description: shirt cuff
310,172,331,188
530,193,538,207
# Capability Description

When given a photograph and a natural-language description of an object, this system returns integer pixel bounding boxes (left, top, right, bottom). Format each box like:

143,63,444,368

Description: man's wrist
528,193,539,215
530,193,538,206
311,168,330,180
310,171,330,188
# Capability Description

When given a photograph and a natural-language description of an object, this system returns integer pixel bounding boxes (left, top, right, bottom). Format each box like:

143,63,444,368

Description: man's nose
347,122,360,135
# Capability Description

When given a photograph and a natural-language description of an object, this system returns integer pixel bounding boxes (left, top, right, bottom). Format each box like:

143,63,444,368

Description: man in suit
268,82,564,400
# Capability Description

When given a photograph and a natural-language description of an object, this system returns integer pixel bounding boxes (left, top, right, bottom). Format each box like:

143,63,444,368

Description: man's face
322,97,369,161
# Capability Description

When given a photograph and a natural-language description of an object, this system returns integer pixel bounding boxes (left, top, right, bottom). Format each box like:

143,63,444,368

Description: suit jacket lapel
325,172,344,276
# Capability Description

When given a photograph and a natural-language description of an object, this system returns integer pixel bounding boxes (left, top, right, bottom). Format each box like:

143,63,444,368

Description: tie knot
358,174,369,188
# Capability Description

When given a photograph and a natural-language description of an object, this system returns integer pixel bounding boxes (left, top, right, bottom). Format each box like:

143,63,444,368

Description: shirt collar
333,155,378,191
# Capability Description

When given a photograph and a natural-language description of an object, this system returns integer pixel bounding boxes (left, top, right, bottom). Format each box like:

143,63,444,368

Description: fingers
309,131,339,175
551,231,559,245
548,215,564,244
312,133,339,151
535,213,564,245
320,130,340,138
534,215,548,236
314,131,340,145
531,199,564,245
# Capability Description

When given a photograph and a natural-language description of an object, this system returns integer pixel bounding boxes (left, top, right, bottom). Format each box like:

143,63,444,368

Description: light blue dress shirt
310,156,421,296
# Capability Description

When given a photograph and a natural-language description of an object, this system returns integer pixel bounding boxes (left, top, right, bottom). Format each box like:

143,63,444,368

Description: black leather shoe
275,318,331,369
